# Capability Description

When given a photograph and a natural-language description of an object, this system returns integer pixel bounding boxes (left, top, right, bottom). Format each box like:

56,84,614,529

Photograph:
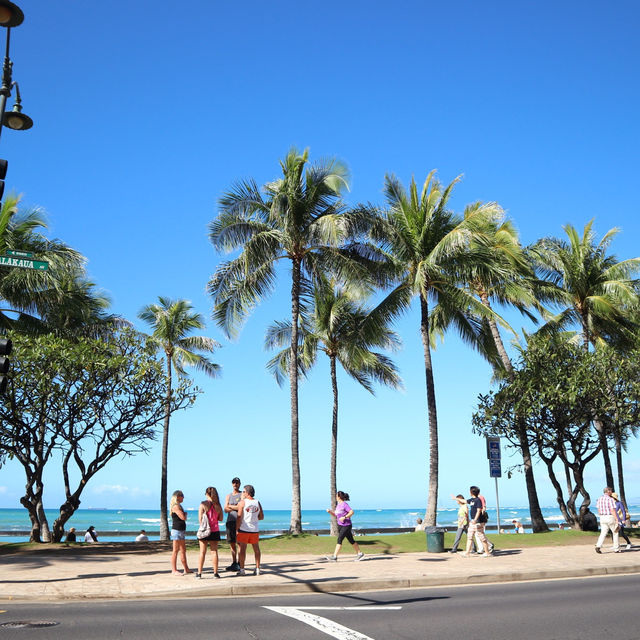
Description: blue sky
1,0,639,514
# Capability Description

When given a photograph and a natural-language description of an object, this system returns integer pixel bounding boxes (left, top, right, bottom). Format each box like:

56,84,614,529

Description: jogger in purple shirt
326,491,365,562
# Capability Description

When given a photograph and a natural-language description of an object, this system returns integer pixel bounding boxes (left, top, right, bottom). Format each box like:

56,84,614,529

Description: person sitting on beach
512,520,524,534
84,526,98,543
135,529,149,542
65,527,77,542
415,518,426,532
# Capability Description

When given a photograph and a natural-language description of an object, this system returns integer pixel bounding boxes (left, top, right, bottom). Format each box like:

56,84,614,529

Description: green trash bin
425,526,445,553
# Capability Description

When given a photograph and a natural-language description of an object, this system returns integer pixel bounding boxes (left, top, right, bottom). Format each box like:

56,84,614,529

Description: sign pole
486,436,502,531
494,477,500,531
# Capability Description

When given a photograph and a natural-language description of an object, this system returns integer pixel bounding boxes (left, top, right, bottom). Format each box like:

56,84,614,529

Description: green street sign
6,249,34,258
0,255,49,271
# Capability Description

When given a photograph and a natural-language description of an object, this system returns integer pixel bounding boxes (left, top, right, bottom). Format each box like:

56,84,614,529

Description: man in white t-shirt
236,484,264,576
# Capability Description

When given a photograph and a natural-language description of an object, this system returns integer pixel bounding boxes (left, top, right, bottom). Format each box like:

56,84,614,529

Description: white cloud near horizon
92,484,151,498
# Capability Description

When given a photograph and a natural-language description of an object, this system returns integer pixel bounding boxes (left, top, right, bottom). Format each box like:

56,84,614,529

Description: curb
3,563,640,603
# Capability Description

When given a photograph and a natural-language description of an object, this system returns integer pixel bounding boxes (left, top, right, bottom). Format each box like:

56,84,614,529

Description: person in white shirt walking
236,484,264,576
595,486,620,553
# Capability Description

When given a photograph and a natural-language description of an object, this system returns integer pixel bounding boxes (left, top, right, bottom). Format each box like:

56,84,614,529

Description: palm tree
370,171,504,526
0,195,86,329
14,267,127,339
265,277,402,535
529,221,640,487
438,203,550,532
208,148,370,533
138,297,221,540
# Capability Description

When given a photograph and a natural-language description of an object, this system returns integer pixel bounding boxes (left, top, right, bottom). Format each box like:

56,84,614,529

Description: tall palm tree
139,297,221,540
370,171,504,526
436,203,549,531
265,277,402,535
208,148,370,533
529,221,640,487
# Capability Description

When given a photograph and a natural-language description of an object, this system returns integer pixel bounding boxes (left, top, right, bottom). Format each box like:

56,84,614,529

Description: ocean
3,504,638,542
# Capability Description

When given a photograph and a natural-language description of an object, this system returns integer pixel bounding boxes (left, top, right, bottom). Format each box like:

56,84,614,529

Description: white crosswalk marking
264,606,401,640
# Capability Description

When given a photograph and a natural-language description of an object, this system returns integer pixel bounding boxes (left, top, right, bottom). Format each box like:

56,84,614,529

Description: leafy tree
265,277,402,535
139,297,221,541
0,329,198,542
529,221,640,487
369,171,502,526
208,148,371,533
473,336,605,528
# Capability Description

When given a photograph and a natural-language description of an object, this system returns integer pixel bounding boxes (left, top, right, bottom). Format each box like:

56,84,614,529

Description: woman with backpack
196,486,224,578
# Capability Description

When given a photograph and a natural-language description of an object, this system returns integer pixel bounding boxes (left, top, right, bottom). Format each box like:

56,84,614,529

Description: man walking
224,477,242,571
460,486,491,558
236,484,264,576
595,486,620,553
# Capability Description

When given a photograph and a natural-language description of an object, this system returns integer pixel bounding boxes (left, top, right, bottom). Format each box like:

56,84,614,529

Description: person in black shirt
65,527,77,542
169,490,192,576
460,486,491,557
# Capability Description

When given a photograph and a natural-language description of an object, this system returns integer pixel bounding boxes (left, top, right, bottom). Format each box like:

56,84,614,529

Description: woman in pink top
326,491,365,562
196,486,224,579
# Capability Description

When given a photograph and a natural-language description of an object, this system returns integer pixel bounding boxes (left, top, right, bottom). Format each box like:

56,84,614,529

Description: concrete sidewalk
2,544,639,602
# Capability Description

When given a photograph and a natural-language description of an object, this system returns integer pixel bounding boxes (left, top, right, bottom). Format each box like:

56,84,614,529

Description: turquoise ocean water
3,504,638,542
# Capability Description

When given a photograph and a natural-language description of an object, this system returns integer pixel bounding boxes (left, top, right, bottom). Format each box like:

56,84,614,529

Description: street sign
486,436,501,459
489,458,502,478
6,249,34,258
0,255,48,271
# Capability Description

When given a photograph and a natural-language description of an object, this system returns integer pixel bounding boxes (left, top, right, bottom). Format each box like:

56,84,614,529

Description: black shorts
226,522,237,543
199,531,221,542
337,525,355,545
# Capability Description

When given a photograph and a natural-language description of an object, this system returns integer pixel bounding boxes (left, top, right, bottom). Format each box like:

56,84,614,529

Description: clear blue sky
1,0,639,513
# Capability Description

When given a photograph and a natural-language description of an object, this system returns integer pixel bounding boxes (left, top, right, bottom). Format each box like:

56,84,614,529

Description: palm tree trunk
329,354,339,538
582,331,615,488
614,432,628,511
420,294,439,527
289,258,303,534
484,308,548,532
159,357,172,541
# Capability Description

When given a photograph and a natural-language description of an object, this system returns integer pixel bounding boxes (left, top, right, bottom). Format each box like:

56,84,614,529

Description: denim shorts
170,529,186,541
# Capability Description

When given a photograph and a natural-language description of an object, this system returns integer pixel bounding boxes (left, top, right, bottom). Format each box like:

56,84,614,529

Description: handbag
478,511,489,524
197,509,211,539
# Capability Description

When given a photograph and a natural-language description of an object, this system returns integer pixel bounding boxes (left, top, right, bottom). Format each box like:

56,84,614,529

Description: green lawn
2,528,638,556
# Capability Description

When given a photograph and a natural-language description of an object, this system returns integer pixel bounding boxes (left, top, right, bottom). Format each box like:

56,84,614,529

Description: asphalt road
1,574,638,639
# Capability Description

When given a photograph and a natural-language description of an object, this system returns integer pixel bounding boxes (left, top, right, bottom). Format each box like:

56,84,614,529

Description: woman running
169,490,192,575
196,486,224,578
326,491,364,561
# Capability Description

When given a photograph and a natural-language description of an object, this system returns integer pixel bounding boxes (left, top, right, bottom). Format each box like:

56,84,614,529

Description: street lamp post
0,0,32,143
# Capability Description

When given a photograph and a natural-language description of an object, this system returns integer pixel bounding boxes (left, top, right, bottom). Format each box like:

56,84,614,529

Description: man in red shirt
595,487,620,553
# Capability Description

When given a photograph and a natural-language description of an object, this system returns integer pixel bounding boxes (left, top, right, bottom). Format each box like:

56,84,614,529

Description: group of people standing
169,478,264,578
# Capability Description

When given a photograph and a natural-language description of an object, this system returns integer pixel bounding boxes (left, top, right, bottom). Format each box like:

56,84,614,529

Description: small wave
137,518,161,524
408,512,419,516
301,522,310,525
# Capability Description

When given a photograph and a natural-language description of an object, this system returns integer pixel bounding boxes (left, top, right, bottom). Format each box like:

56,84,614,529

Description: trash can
425,526,445,553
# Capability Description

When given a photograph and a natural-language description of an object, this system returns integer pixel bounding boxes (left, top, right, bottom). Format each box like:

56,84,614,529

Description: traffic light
0,337,12,394
0,158,6,201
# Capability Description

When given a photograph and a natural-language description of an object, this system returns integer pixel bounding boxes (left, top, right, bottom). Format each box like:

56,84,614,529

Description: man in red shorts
236,484,264,576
